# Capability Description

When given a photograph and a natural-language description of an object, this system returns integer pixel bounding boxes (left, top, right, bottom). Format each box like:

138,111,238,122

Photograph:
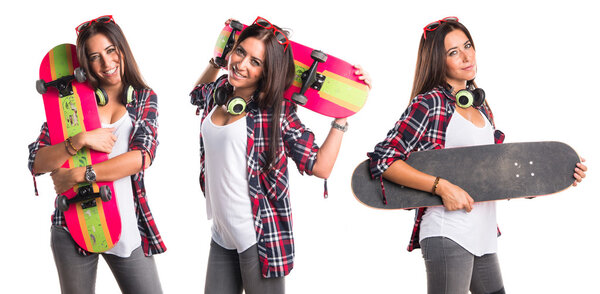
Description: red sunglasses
423,16,459,40
253,16,290,52
76,15,115,35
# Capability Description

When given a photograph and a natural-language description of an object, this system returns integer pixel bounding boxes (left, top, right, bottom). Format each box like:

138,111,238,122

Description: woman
190,17,370,293
28,15,164,293
367,17,586,294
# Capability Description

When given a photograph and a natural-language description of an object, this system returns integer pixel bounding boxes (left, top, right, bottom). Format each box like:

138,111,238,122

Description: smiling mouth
104,67,118,75
232,65,247,79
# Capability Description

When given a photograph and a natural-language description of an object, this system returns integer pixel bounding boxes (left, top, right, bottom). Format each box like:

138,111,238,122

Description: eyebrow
446,40,471,54
237,44,264,64
88,45,116,56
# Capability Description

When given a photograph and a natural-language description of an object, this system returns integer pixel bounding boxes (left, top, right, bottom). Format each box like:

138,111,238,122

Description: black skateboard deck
351,141,580,210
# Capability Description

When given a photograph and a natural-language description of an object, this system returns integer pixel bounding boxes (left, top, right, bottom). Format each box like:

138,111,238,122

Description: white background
2,0,598,293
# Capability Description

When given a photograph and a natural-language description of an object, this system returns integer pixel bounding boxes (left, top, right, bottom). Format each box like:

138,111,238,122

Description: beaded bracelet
64,140,76,156
66,137,79,153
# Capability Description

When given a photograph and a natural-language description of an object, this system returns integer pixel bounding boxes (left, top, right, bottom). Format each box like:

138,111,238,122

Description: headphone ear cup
455,89,474,109
227,97,247,115
213,82,233,106
95,88,108,106
124,85,134,104
472,88,485,107
213,86,227,106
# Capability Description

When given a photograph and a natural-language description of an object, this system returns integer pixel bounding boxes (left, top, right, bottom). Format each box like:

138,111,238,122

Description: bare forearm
195,62,221,87
33,133,87,173
312,118,347,179
382,159,437,193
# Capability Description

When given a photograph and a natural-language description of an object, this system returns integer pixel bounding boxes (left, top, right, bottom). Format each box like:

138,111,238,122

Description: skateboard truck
215,20,244,67
291,50,328,105
57,184,112,212
36,68,87,98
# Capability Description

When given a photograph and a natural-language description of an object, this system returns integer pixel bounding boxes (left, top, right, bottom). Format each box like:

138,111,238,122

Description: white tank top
419,109,498,257
201,108,256,253
103,112,141,257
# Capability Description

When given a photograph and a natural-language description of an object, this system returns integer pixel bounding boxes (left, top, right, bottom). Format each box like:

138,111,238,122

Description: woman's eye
465,43,472,49
89,55,99,62
235,47,244,56
251,59,261,66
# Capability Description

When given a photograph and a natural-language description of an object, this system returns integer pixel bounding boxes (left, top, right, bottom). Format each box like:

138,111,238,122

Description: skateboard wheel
57,195,69,212
36,79,47,94
74,67,87,83
291,93,308,105
99,185,112,202
230,20,244,31
310,50,328,63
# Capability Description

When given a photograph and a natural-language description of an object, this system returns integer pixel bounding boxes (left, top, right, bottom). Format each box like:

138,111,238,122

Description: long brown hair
76,18,148,104
410,20,476,102
233,23,295,171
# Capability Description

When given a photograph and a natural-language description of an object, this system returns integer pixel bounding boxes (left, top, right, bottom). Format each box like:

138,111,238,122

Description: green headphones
95,85,134,106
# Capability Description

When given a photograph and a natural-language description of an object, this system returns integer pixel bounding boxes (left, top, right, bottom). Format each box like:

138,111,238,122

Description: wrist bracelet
64,140,76,156
209,58,221,69
66,137,79,153
431,176,441,195
331,120,348,132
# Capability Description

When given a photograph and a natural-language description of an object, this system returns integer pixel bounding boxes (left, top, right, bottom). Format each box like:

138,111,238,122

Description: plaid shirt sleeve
281,101,318,176
367,92,445,179
27,122,52,195
129,89,159,163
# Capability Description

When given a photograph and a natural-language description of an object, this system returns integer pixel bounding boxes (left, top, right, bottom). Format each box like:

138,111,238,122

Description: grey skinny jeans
204,239,285,294
51,225,163,294
421,237,505,294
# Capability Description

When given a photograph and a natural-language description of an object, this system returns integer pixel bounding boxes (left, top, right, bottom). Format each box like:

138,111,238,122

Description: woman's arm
33,127,116,174
50,150,148,194
382,160,474,212
194,60,221,87
311,117,347,179
312,65,371,178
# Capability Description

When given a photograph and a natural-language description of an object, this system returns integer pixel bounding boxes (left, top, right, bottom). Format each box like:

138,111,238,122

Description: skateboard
351,141,581,210
214,20,369,118
37,43,121,252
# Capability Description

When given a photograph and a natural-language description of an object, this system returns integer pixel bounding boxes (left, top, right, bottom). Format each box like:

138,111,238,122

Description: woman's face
85,33,123,88
228,37,265,94
444,29,476,91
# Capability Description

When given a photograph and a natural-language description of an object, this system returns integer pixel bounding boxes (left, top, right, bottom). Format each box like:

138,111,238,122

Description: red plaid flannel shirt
367,86,505,252
28,88,166,256
190,75,319,278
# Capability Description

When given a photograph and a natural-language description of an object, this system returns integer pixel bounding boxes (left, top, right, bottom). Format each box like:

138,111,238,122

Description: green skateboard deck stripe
51,44,73,78
320,70,366,109
292,62,366,111
51,45,111,252
215,31,230,54
82,201,110,252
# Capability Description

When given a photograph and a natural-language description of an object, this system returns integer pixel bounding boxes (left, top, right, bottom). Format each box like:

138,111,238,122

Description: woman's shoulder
411,86,451,107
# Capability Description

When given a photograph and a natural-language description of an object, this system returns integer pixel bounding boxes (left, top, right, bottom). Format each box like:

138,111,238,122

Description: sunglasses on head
423,16,459,40
76,15,115,35
253,16,290,52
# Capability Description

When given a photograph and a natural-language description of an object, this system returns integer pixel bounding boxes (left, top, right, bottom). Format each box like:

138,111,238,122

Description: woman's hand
50,167,83,195
435,179,474,212
354,64,372,90
73,128,116,154
573,158,587,187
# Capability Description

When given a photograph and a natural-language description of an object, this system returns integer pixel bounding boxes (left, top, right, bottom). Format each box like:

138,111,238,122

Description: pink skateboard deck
37,43,121,252
214,21,369,118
